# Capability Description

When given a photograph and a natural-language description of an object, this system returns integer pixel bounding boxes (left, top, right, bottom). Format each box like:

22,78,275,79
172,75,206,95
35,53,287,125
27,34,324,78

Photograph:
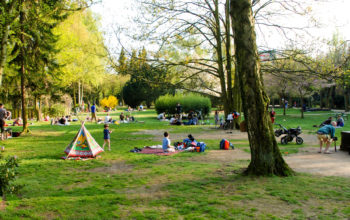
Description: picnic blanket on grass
138,148,182,156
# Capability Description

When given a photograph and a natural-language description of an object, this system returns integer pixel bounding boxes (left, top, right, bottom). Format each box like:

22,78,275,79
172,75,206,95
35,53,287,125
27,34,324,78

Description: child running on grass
103,124,112,151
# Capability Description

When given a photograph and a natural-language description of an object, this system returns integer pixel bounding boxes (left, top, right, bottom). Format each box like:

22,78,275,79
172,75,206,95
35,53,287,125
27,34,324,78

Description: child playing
103,124,112,151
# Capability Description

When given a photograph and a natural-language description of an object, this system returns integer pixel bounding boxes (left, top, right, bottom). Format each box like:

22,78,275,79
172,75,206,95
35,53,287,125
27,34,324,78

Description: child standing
103,124,112,151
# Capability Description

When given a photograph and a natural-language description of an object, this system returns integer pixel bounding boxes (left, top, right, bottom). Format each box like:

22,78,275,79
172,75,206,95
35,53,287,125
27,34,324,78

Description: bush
0,154,21,200
100,96,118,109
43,104,66,117
155,93,211,117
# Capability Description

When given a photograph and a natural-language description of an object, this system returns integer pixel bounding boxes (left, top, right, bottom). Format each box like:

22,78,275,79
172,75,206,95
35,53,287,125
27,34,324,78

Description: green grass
0,109,349,219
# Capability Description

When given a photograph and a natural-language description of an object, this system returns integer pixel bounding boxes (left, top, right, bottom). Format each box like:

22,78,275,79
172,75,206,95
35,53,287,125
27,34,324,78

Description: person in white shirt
157,112,165,120
104,113,111,123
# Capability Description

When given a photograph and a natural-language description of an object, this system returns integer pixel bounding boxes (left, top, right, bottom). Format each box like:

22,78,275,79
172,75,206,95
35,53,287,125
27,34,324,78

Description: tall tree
230,0,292,176
0,0,19,87
13,0,70,132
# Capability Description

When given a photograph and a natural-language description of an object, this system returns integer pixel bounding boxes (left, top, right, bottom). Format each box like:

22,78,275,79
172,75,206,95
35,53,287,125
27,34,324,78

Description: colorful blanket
138,148,182,156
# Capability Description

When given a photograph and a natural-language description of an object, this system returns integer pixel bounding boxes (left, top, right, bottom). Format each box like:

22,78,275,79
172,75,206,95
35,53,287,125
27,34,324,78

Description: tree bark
0,25,10,87
34,96,42,121
213,0,230,117
330,86,335,109
78,81,81,106
319,90,324,108
20,5,29,133
225,0,234,110
300,94,304,119
345,88,350,112
0,0,17,87
73,85,77,107
326,87,331,109
282,94,286,116
230,0,293,176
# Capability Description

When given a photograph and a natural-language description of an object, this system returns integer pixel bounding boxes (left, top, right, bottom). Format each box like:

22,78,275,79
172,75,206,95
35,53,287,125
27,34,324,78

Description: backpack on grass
195,142,206,152
220,139,234,150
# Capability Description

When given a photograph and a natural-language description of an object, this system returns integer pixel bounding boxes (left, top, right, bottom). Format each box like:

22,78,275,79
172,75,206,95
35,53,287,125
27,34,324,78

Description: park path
285,147,350,177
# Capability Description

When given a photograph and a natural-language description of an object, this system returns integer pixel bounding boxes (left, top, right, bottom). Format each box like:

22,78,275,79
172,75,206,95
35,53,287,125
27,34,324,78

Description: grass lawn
0,109,349,219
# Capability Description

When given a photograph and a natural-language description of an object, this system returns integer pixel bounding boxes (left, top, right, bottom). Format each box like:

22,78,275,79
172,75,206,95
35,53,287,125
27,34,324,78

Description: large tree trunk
225,0,234,110
330,86,336,109
78,81,81,106
300,94,304,119
73,85,77,107
0,0,16,87
230,0,292,176
319,89,324,108
34,96,42,121
233,69,242,127
213,0,230,117
0,26,10,87
326,87,331,109
282,94,286,116
20,7,29,133
345,88,350,112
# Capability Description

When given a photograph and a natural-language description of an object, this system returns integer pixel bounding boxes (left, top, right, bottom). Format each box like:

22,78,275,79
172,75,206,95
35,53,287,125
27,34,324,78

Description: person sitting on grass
157,112,165,120
13,117,23,126
104,113,112,124
58,116,69,126
162,131,175,152
319,116,332,127
192,114,198,125
316,121,337,154
170,115,176,124
120,112,125,123
336,115,344,127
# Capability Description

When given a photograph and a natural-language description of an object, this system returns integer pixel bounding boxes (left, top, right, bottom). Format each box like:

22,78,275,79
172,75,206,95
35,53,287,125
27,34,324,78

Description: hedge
155,93,211,117
43,104,66,117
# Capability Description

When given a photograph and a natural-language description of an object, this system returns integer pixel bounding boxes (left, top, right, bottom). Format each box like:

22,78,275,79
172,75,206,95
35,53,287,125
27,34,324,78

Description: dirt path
134,129,350,177
285,147,350,177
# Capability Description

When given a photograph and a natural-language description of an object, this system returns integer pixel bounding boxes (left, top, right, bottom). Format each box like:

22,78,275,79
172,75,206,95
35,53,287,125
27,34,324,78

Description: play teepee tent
64,122,104,159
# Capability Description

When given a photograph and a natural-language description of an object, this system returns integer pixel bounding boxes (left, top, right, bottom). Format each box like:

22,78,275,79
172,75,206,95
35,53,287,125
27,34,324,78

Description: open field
0,109,349,219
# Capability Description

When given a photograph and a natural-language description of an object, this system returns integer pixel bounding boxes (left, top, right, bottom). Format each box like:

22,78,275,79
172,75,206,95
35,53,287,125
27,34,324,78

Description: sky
91,0,350,55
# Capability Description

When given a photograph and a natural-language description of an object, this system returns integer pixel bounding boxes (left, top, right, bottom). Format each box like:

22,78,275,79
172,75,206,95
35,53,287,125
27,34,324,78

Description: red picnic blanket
138,148,182,156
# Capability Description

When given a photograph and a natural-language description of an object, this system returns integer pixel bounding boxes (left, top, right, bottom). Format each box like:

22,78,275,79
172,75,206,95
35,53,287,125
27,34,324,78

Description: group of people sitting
51,115,74,126
318,115,345,128
157,111,200,126
214,110,240,129
119,112,135,123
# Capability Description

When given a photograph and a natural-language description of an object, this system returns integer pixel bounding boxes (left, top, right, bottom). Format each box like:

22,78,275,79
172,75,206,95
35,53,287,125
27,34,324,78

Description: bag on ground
196,142,206,152
220,139,234,150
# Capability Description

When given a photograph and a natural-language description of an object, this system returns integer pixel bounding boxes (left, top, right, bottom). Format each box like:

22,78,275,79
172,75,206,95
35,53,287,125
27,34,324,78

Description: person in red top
270,108,276,124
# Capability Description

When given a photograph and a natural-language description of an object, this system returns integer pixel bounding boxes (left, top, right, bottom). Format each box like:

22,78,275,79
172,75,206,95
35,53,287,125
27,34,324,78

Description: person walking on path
0,104,6,141
317,121,337,154
102,124,112,151
91,103,97,122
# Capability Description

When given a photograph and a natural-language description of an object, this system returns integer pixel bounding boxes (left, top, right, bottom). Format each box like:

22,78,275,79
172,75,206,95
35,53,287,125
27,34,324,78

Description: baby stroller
274,124,303,145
